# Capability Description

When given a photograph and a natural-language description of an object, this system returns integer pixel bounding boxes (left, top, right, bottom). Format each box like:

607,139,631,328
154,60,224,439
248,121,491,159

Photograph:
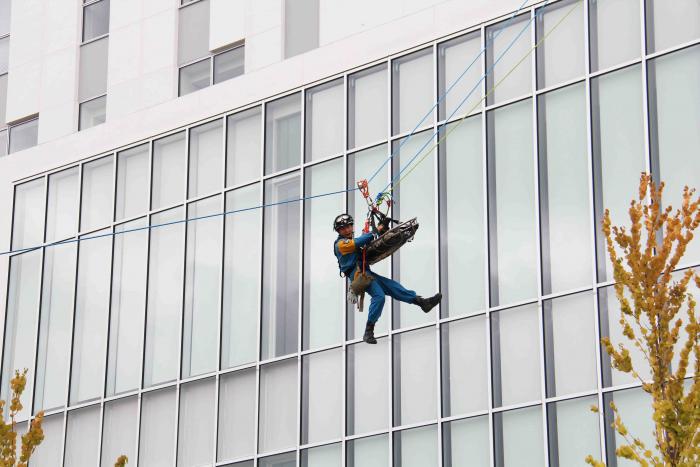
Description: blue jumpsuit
334,231,417,324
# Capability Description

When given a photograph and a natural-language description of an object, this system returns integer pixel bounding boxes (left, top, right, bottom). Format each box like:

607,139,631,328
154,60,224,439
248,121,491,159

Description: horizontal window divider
534,75,587,95
302,152,344,168
79,93,107,105
347,139,390,155
482,93,533,113
390,124,436,142
491,399,544,414
80,33,109,48
543,389,599,404
646,37,700,61
298,437,344,451
178,55,211,69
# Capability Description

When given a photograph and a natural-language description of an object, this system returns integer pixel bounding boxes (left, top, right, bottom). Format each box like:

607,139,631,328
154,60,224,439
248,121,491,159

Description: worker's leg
365,277,386,324
371,272,417,304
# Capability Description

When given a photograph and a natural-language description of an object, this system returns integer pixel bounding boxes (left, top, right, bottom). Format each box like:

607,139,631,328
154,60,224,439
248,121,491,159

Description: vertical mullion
297,87,306,465
133,393,143,466
341,72,348,467
640,0,652,179
385,53,395,467
254,98,266,467
96,400,106,466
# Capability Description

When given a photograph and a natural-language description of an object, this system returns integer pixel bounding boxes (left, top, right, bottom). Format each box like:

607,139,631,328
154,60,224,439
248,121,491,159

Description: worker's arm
353,232,375,248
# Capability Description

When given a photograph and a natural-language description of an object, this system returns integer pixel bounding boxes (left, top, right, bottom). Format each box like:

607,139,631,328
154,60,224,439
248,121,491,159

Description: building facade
0,0,699,466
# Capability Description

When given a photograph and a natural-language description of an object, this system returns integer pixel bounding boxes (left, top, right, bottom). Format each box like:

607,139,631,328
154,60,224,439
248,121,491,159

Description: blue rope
0,0,535,258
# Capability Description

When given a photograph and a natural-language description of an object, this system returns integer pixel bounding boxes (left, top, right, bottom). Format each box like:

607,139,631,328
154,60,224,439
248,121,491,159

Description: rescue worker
333,213,442,344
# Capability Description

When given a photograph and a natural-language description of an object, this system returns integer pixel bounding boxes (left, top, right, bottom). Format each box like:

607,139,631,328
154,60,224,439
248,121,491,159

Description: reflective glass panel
392,48,433,135
349,64,388,149
265,93,302,174
305,79,343,161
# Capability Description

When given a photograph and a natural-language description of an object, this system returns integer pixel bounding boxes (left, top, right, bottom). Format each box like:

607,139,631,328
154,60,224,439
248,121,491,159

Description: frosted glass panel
189,119,224,198
79,37,108,101
65,405,100,467
492,304,541,407
590,0,640,71
347,338,390,435
486,15,532,104
116,144,149,221
12,178,45,250
646,0,700,53
443,416,489,467
81,155,114,231
393,425,438,467
178,0,210,65
218,369,256,461
488,99,537,306
349,64,387,148
183,196,222,378
259,359,298,453
536,0,585,89
305,79,343,161
548,396,601,466
393,48,433,135
495,406,544,467
46,168,79,242
347,434,389,467
441,315,488,416
178,378,216,467
303,158,344,349
604,388,657,465
302,349,343,444
139,388,177,467
393,327,437,425
101,397,138,467
222,185,260,368
265,94,301,174
30,414,64,467
438,32,483,120
152,132,186,210
538,83,592,294
301,443,341,467
227,107,262,186
440,117,485,317
393,131,437,328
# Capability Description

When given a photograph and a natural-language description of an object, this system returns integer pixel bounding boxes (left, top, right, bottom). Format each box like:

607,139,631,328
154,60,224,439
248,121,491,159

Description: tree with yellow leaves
586,173,700,467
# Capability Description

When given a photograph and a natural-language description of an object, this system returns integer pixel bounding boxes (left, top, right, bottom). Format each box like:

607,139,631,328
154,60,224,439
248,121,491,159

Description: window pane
491,304,540,407
64,405,100,467
438,32,483,121
183,196,222,377
305,79,343,161
222,185,260,368
393,425,438,467
538,83,592,294
536,0,585,89
303,158,343,349
261,172,300,359
82,0,110,41
260,452,296,467
226,107,261,186
100,396,137,467
347,145,390,339
349,64,388,149
487,99,537,306
214,46,244,84
442,416,489,467
494,406,544,467
392,131,437,329
347,338,390,435
647,0,700,53
9,118,38,153
218,369,256,461
0,0,9,36
284,0,319,58
178,378,216,467
589,0,640,71
265,93,301,174
152,131,186,210
45,168,79,242
144,207,185,387
302,348,343,444
12,178,44,250
189,119,224,198
179,0,210,65
441,315,488,416
649,46,700,265
439,117,485,317
79,37,108,101
486,15,532,105
81,155,113,231
393,327,437,426
603,388,657,465
179,59,211,96
70,230,112,404
392,48,433,135
259,359,298,453
347,434,389,467
302,443,341,467
107,219,148,395
547,396,601,466
139,388,177,467
30,413,63,467
591,65,645,282
1,251,42,421
115,144,149,221
34,243,77,412
544,292,597,397
80,95,107,130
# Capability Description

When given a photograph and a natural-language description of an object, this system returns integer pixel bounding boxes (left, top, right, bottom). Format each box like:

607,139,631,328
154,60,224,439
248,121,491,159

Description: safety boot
414,293,442,313
363,322,377,344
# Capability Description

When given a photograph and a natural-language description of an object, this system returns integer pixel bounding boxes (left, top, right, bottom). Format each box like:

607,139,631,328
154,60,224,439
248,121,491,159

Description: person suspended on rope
333,213,442,345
